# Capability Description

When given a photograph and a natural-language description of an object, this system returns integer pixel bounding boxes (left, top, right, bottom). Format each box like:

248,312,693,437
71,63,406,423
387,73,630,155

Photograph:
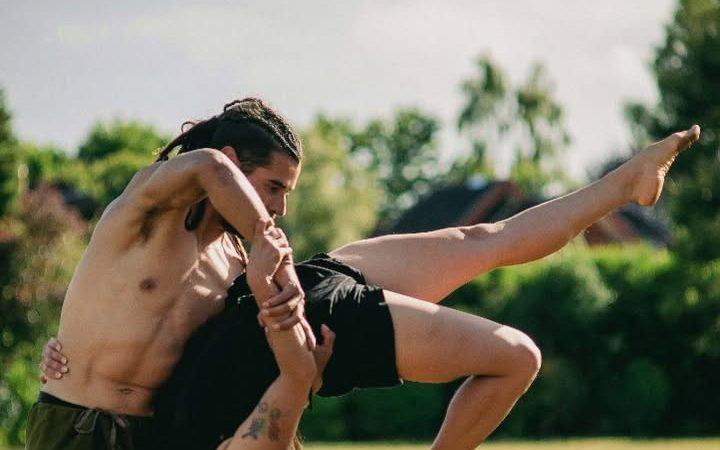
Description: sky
1,0,677,180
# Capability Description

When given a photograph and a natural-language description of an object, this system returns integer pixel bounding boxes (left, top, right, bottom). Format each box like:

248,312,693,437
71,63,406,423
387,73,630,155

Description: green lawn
305,439,720,450
4,438,719,449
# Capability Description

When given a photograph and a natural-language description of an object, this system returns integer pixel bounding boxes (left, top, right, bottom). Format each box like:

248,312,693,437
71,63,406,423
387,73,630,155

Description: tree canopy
455,56,571,193
626,0,720,261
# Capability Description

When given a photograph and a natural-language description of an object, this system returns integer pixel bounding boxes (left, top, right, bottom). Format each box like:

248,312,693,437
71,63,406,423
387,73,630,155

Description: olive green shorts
26,393,156,450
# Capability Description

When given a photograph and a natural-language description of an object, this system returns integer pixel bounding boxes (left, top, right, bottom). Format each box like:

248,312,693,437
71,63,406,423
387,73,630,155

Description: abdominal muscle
43,259,229,416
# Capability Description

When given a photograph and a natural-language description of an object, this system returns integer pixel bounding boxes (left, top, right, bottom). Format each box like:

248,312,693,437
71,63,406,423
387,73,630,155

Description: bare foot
624,125,701,206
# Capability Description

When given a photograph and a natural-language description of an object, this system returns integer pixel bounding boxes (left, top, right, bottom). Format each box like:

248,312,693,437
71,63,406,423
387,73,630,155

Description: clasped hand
246,219,317,351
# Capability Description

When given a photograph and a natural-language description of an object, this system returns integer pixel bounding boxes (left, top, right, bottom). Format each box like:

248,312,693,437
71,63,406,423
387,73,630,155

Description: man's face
245,151,301,219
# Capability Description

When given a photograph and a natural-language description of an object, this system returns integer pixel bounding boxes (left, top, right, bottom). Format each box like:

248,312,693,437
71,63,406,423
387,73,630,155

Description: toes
689,124,701,143
673,125,701,151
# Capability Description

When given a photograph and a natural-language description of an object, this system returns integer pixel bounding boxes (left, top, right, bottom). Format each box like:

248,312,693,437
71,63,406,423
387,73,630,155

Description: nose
270,195,287,218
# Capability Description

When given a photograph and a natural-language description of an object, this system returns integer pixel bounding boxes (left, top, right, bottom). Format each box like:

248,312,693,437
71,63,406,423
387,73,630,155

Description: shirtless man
28,98,322,449
40,96,701,449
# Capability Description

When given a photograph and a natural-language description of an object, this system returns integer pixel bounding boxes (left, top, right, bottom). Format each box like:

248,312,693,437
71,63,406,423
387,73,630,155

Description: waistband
38,391,86,409
38,392,155,449
38,392,153,423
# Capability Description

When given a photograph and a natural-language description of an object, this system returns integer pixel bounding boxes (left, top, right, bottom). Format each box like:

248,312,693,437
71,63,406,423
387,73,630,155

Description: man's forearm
198,153,271,240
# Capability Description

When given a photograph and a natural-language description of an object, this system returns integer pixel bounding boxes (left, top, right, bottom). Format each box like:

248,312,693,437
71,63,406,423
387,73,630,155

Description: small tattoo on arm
268,408,284,441
240,403,286,442
241,417,266,440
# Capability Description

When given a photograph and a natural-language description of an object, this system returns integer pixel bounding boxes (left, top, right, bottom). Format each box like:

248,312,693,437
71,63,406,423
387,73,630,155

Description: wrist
275,375,313,409
247,272,275,298
278,366,316,394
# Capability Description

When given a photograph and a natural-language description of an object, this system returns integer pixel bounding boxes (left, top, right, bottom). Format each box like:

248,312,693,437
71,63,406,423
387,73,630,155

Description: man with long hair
29,98,330,449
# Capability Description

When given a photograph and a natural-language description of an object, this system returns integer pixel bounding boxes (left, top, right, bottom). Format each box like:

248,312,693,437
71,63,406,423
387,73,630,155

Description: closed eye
268,180,288,194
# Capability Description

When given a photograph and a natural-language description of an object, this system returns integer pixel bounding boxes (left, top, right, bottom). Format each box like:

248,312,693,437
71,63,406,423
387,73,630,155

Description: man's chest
171,248,246,322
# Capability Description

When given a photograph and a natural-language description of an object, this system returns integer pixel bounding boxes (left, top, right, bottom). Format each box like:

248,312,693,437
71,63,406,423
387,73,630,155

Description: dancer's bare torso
43,164,246,416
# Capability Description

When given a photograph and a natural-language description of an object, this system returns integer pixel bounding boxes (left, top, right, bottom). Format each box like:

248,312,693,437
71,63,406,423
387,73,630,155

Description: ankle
605,162,637,205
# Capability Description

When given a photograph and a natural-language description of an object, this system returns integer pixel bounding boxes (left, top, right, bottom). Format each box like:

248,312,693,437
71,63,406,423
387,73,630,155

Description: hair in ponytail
155,97,302,173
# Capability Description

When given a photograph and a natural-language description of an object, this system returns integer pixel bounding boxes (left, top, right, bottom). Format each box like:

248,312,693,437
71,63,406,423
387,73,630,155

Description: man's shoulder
91,163,191,250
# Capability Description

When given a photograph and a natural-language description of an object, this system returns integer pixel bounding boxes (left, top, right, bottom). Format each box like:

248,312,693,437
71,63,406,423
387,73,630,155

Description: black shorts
294,253,400,397
153,254,400,450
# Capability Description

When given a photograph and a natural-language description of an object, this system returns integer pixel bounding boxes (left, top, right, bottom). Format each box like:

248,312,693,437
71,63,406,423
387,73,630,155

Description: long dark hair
156,97,303,266
156,97,302,166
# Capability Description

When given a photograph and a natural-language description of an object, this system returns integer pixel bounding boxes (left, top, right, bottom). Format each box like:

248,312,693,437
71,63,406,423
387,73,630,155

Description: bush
302,383,444,442
0,188,87,445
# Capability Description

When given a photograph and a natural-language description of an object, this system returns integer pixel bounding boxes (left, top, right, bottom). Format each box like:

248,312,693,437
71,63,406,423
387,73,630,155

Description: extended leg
384,290,542,449
331,126,700,301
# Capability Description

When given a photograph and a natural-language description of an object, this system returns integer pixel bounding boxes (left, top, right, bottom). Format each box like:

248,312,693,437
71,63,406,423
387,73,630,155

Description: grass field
4,438,719,449
304,439,720,450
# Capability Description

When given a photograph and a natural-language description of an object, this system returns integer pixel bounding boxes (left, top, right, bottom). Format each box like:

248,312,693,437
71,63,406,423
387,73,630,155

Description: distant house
374,178,671,248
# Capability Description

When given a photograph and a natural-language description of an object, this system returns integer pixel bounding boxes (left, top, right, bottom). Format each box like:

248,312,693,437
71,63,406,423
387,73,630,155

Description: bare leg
384,291,542,449
331,126,701,301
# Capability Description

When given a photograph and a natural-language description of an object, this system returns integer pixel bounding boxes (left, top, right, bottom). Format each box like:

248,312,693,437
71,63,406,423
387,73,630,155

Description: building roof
375,179,671,247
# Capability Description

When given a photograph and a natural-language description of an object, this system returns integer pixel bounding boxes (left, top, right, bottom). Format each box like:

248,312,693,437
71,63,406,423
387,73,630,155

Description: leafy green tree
0,89,19,217
0,186,88,444
625,0,720,261
15,143,77,189
77,119,167,163
621,4,720,432
0,89,12,146
456,56,571,192
84,150,153,209
456,56,508,181
279,116,379,260
70,119,164,210
349,109,441,225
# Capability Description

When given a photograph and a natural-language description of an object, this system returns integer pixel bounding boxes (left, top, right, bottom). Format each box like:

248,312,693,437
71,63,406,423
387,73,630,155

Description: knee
507,328,542,387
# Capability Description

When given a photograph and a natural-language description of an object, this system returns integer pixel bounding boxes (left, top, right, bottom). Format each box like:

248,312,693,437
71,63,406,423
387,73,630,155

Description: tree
279,116,379,260
0,186,88,444
455,56,571,193
77,119,167,163
71,119,164,211
0,89,19,217
349,109,442,225
0,89,12,146
625,0,720,261
84,150,153,209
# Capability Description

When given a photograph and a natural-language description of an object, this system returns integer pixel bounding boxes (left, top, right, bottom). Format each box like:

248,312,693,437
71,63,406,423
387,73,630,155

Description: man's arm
126,149,270,239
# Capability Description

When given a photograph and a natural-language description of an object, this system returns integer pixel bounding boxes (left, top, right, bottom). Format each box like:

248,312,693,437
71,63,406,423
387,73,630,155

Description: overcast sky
1,0,677,180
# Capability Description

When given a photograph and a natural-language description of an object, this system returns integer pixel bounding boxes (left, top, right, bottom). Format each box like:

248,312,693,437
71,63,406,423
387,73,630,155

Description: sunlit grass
305,438,720,450
4,438,719,450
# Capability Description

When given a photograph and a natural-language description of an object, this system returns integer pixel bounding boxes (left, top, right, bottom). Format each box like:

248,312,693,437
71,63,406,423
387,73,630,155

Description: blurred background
1,0,719,446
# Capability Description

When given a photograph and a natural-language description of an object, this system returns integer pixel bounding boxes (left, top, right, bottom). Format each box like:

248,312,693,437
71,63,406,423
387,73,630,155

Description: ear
219,146,240,165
